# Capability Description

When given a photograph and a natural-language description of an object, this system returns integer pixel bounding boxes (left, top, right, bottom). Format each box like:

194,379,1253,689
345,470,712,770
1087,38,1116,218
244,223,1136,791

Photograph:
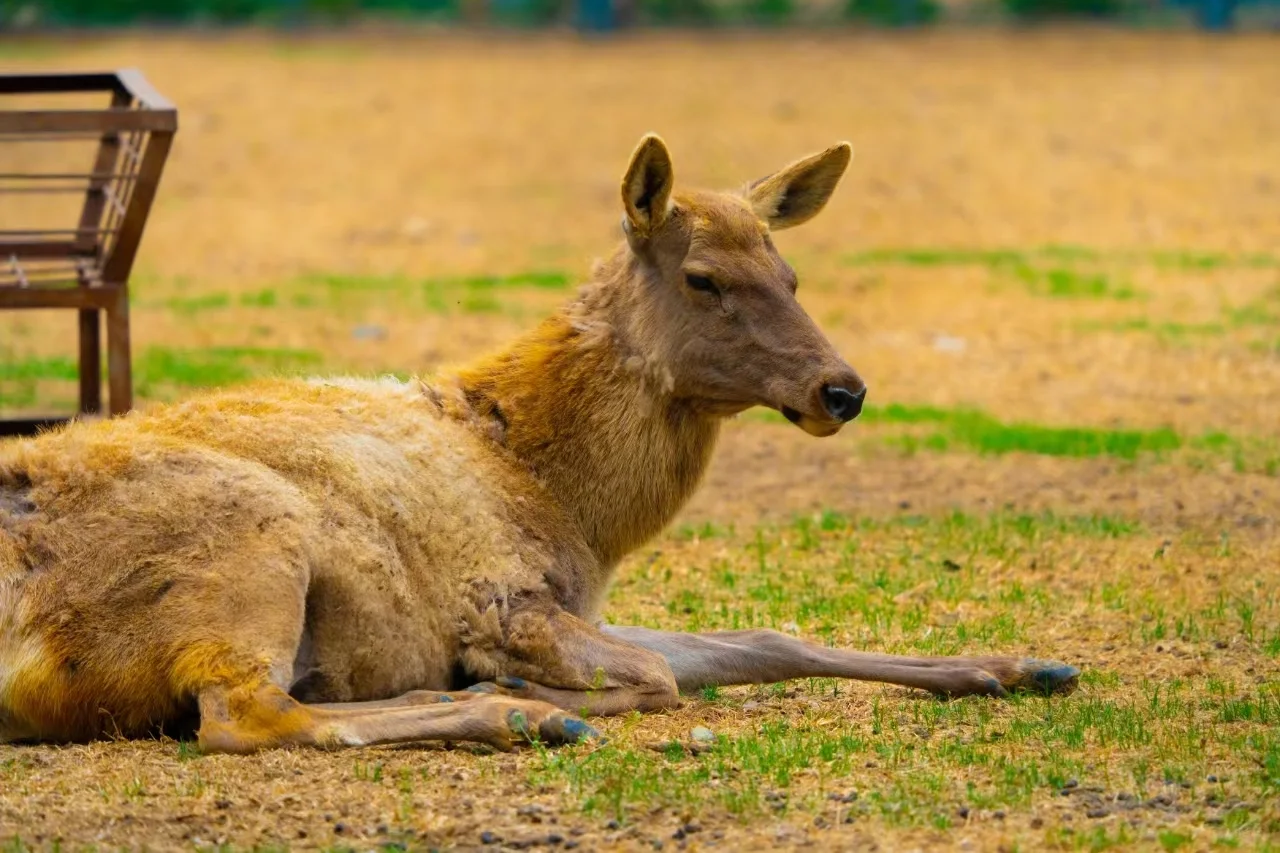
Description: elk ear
621,133,674,245
747,142,852,230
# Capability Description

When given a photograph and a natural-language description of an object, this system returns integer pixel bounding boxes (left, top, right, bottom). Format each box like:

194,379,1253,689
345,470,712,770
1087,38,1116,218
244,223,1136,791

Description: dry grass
1,28,1278,852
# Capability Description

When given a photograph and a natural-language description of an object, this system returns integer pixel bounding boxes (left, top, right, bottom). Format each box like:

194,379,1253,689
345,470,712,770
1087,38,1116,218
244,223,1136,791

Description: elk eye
685,274,718,294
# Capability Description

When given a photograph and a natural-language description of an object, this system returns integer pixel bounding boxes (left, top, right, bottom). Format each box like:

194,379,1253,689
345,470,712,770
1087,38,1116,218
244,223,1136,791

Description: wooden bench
0,70,177,437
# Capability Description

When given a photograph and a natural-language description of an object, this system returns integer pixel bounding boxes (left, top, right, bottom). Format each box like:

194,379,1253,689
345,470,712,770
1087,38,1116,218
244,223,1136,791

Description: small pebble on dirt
691,726,716,743
351,324,388,341
742,700,760,711
479,831,500,844
1087,808,1110,819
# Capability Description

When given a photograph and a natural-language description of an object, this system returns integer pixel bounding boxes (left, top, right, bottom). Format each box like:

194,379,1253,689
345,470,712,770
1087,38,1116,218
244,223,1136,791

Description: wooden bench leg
105,289,133,416
77,308,102,416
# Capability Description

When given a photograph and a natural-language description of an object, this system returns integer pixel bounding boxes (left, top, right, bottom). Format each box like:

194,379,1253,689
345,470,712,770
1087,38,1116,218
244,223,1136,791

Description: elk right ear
621,134,674,248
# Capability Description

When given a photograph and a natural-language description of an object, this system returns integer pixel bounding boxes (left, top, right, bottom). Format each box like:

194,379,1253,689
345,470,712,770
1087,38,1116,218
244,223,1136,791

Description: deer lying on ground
0,135,1079,754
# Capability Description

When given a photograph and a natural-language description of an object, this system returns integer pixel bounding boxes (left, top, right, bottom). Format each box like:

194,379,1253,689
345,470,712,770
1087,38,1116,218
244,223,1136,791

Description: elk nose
821,385,866,422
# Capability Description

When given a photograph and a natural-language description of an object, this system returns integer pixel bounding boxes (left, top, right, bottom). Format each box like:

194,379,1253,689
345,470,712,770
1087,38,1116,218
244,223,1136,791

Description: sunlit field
1,29,1278,852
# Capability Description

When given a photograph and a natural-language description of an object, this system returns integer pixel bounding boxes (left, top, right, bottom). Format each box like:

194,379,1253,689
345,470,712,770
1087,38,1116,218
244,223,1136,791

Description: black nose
821,385,866,422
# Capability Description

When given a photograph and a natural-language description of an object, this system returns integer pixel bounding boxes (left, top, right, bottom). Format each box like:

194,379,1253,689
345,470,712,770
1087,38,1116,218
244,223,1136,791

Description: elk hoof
980,675,1009,698
540,714,604,746
496,675,528,690
1012,660,1081,696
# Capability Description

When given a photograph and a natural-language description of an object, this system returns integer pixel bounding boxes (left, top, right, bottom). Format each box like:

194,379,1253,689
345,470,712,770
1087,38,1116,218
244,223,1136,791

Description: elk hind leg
195,681,599,755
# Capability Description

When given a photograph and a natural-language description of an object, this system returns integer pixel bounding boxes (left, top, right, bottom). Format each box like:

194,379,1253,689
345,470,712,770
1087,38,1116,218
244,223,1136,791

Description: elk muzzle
820,384,866,423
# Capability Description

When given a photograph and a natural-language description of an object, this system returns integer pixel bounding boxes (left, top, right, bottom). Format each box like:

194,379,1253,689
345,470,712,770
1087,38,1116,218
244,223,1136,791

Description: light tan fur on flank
0,136,1078,754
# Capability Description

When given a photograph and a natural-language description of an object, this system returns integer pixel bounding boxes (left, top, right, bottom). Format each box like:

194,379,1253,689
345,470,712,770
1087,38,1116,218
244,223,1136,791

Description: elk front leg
460,605,680,716
601,625,1080,698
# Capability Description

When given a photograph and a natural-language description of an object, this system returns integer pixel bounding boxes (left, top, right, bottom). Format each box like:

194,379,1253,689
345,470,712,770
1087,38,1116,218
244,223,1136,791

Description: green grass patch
161,293,232,316
136,270,573,319
135,346,323,391
1086,284,1279,346
628,508,1147,642
865,403,1182,460
839,245,1280,303
291,269,571,316
842,246,1280,270
0,355,79,383
569,511,1280,837
1,348,330,410
0,355,80,409
744,402,1190,461
752,401,1279,471
1077,318,1228,339
1010,265,1138,300
842,247,1035,267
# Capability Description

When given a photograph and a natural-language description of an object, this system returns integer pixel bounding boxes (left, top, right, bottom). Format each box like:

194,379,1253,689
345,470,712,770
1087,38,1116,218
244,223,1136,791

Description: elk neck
450,250,721,572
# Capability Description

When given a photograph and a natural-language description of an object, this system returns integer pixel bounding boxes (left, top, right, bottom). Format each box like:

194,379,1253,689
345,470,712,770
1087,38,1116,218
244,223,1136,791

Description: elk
0,135,1079,754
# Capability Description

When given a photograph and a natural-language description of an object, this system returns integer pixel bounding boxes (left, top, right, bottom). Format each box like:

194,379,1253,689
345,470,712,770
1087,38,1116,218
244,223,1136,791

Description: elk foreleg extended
460,605,680,717
601,625,1080,699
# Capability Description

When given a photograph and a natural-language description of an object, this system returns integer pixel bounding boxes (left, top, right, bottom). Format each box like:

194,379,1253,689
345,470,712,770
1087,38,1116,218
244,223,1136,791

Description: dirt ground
1,28,1278,852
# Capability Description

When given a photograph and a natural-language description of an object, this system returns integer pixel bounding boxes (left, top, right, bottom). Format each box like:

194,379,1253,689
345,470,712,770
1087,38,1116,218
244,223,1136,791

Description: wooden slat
79,309,102,415
0,132,110,142
105,288,132,415
0,240,83,257
76,88,130,255
0,109,177,135
0,287,119,310
0,172,130,181
102,130,173,284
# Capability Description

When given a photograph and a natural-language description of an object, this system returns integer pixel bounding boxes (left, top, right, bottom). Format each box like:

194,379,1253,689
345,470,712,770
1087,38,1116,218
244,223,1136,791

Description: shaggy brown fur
0,136,1078,754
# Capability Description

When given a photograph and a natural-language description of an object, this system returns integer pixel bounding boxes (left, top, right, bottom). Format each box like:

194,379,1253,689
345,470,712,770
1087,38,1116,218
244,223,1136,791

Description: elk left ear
747,142,852,230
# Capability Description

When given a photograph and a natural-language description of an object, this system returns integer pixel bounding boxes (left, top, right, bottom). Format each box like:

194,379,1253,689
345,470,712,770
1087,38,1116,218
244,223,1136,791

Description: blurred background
4,0,1280,31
